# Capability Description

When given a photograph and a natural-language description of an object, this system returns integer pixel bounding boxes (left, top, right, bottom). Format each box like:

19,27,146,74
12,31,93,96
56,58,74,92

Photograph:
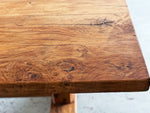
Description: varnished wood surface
51,94,76,113
0,0,149,97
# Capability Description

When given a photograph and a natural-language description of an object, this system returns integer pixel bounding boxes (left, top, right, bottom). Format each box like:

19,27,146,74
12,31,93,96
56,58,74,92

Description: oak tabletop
0,0,149,97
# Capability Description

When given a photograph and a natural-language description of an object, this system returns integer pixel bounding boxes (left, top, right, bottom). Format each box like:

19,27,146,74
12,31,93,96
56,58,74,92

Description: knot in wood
58,62,74,72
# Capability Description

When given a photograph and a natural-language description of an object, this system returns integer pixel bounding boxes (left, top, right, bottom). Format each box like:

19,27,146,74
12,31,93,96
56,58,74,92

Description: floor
0,0,150,113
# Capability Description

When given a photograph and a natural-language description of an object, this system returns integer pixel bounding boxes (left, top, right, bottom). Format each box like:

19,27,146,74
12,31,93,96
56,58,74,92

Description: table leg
50,94,77,113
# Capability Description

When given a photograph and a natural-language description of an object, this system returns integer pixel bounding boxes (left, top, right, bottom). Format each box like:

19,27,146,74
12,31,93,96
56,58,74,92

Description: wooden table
0,0,149,112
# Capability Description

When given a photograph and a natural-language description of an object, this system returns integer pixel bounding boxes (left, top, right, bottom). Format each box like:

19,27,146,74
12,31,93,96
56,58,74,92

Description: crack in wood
90,18,114,26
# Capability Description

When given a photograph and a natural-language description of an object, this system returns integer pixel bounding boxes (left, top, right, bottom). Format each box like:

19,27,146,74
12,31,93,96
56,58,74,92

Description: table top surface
0,0,149,97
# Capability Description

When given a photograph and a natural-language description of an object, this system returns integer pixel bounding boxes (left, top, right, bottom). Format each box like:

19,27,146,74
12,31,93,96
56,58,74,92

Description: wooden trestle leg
50,94,77,113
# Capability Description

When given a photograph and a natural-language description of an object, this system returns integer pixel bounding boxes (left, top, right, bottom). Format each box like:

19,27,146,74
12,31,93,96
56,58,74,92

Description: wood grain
0,0,149,97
